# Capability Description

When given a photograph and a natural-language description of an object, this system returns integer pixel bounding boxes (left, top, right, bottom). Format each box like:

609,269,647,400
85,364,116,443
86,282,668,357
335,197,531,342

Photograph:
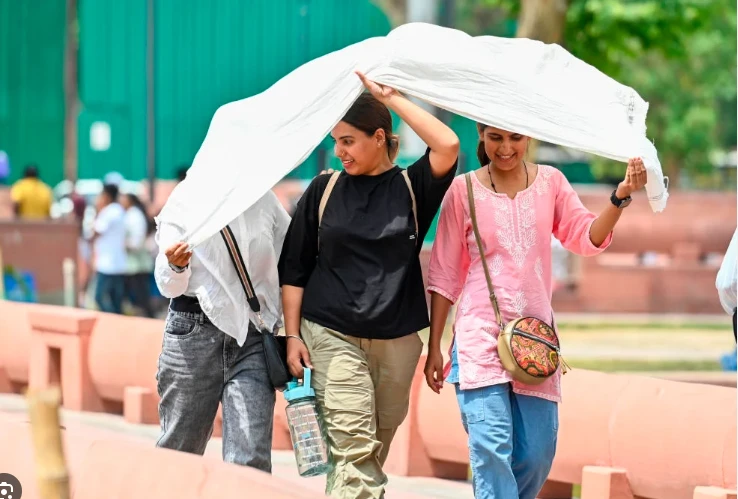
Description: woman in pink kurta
425,123,647,499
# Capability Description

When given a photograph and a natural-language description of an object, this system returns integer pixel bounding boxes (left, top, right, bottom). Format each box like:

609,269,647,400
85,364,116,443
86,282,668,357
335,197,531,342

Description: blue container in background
3,270,38,303
720,349,737,371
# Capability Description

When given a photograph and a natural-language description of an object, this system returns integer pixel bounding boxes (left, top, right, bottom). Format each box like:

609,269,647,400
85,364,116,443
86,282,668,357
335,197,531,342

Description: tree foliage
454,0,736,187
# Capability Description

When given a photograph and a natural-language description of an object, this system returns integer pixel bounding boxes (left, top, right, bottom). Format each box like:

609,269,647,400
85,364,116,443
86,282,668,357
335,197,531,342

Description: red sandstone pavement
0,394,473,499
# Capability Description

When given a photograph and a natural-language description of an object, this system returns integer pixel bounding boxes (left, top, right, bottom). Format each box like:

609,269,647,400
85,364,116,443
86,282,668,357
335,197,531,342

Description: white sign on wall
90,121,111,151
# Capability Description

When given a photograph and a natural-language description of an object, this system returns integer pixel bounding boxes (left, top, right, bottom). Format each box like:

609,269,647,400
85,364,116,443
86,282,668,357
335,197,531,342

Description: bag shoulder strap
317,171,341,250
316,169,419,248
220,225,265,327
464,173,503,328
318,171,341,226
400,170,418,244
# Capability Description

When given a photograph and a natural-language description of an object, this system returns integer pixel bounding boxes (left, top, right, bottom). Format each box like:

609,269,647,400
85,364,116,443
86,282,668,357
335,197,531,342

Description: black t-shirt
278,149,457,339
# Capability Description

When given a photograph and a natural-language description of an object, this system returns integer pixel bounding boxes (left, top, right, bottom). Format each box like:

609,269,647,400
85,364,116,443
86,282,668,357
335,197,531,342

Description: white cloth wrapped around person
716,228,738,315
157,22,668,249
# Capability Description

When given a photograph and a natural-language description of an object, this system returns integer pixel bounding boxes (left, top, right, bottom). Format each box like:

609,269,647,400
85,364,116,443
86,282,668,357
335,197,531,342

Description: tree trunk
664,157,681,189
516,0,568,43
373,0,406,26
516,0,568,161
63,0,79,182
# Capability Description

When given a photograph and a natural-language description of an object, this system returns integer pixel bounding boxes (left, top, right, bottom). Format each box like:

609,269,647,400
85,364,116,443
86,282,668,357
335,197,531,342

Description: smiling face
331,92,397,176
478,124,529,171
330,121,387,176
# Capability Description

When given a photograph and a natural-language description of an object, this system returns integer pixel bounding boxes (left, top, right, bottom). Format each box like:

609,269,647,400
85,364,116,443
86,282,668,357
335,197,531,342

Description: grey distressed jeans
155,310,275,472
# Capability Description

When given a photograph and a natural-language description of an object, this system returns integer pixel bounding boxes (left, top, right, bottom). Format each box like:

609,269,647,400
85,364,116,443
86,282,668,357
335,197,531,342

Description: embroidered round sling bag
464,173,570,385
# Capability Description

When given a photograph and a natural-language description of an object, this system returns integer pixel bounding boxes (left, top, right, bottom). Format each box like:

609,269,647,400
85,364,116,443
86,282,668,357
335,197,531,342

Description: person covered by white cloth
153,190,291,472
716,227,738,341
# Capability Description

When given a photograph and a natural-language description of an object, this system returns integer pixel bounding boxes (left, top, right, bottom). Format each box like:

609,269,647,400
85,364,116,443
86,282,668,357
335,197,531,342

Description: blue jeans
455,383,558,499
94,272,125,314
155,310,275,472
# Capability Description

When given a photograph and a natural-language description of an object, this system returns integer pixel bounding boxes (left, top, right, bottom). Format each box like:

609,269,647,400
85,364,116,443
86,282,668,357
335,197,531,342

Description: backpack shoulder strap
318,171,341,226
316,170,418,248
400,170,418,245
317,171,341,249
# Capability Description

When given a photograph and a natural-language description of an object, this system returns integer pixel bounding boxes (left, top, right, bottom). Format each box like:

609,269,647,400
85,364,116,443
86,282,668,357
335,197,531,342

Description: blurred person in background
70,190,87,228
104,171,125,187
91,184,127,314
716,228,737,342
69,189,90,307
0,150,9,185
121,193,155,317
11,164,52,220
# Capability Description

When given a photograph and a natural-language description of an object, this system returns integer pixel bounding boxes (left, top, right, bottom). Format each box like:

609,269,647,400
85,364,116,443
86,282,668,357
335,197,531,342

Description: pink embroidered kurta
427,166,612,402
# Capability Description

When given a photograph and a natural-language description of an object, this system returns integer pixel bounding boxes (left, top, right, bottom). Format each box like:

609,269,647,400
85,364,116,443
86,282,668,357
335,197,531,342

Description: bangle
286,334,306,346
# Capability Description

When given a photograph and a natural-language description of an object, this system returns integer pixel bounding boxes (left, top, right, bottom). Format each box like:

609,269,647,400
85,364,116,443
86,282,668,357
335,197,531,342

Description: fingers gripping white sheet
157,23,668,249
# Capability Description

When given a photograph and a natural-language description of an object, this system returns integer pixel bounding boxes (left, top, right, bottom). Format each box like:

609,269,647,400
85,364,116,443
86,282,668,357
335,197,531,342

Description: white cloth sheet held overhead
158,22,668,249
716,228,738,315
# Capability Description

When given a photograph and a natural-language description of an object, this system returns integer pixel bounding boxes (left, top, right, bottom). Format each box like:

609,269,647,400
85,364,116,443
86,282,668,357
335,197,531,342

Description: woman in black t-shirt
278,72,459,498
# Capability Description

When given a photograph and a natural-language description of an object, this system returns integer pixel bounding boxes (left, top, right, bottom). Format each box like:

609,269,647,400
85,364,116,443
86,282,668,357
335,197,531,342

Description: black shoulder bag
220,225,290,391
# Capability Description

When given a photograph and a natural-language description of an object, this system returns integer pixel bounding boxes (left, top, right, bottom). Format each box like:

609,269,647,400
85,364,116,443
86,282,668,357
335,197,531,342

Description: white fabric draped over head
157,22,667,248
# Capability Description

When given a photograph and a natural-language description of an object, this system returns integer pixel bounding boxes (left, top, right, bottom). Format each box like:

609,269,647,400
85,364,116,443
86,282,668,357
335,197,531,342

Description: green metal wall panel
77,0,147,180
0,0,65,186
154,0,392,180
76,0,391,182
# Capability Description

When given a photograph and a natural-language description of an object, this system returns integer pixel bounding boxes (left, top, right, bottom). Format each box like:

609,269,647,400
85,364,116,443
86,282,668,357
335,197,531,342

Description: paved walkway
0,393,473,499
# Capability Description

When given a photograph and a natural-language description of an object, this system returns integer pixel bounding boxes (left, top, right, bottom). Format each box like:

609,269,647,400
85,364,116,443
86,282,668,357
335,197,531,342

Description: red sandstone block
28,308,104,412
123,386,159,425
29,334,103,412
0,220,79,294
538,479,574,499
672,242,702,263
0,367,12,393
694,486,738,499
73,439,325,499
28,308,97,335
580,466,634,499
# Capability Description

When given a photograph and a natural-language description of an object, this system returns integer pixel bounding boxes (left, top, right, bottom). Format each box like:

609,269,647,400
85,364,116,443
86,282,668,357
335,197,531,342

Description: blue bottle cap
284,367,316,402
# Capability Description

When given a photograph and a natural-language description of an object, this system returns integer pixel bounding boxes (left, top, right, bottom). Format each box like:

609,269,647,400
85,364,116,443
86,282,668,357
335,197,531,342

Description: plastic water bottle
284,368,332,477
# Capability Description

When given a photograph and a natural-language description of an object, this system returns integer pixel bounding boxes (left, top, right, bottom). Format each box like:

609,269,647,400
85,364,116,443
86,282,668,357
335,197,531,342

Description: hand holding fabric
164,241,192,267
616,157,648,199
356,70,399,105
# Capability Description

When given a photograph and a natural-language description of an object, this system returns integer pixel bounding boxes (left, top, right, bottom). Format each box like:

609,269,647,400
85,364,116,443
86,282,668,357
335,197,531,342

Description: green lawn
569,358,722,372
555,322,730,332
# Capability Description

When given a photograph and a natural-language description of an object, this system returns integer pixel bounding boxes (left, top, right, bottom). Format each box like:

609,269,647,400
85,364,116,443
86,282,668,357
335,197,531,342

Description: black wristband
169,262,189,273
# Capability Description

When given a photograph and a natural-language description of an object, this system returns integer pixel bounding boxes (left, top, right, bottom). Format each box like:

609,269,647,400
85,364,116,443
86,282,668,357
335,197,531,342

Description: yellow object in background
10,177,52,219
